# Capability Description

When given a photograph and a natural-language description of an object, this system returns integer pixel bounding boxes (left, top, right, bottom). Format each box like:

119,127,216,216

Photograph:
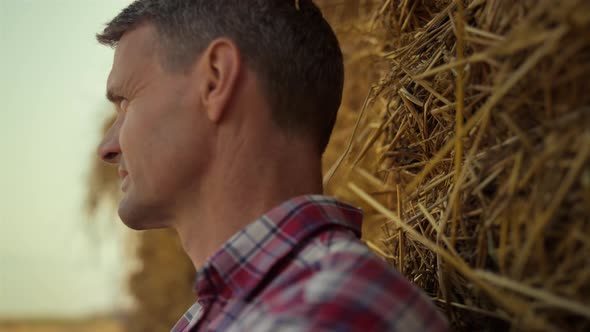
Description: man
96,0,448,331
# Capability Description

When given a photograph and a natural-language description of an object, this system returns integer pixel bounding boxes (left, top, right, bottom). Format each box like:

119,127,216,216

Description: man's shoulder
298,230,421,305
299,227,381,269
251,229,448,331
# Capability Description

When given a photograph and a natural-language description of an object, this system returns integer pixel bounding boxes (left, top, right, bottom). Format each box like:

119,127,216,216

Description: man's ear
198,38,241,123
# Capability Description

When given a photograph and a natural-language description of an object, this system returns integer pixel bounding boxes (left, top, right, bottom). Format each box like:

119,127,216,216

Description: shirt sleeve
238,249,449,332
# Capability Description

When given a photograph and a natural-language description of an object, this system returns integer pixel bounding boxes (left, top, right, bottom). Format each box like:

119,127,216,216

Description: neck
172,136,323,271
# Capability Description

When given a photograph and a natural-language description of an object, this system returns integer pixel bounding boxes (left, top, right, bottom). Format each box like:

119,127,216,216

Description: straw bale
321,0,590,331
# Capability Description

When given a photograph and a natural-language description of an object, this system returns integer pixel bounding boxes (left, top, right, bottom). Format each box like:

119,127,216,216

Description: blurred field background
0,1,133,331
0,320,122,332
2,0,589,331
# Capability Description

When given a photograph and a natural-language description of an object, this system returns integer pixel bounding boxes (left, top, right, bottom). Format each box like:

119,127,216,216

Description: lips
118,169,128,178
118,169,129,192
121,175,129,192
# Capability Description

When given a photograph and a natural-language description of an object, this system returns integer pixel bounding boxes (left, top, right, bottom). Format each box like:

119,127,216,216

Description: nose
97,116,122,164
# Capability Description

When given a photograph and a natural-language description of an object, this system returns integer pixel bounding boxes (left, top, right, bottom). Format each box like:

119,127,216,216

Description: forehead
107,24,160,93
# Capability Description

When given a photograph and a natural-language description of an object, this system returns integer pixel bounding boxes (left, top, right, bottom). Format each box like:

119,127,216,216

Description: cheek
118,110,153,181
120,93,211,195
151,124,209,193
118,109,179,190
118,113,139,163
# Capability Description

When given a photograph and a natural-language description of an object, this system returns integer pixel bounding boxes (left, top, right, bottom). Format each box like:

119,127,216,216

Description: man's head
98,0,343,151
97,0,343,229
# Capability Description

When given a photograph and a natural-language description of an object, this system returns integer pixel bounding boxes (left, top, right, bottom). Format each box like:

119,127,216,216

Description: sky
0,0,134,319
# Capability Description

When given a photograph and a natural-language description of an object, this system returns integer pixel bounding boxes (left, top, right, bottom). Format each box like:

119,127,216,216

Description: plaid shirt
171,195,448,331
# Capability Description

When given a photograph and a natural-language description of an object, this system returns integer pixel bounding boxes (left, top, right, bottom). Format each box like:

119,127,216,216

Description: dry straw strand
321,0,590,330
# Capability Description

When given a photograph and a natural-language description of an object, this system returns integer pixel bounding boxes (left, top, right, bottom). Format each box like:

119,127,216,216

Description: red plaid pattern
172,195,448,331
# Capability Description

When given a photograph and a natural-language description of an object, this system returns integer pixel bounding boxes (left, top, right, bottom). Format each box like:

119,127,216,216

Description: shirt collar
194,195,363,301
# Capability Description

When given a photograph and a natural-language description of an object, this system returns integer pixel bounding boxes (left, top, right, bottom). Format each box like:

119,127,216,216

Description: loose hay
321,0,590,331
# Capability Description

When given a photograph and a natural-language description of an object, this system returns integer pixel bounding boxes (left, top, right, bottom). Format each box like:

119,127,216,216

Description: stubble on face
108,24,212,230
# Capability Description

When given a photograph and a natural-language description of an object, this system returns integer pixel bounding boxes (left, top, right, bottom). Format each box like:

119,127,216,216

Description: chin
118,195,171,230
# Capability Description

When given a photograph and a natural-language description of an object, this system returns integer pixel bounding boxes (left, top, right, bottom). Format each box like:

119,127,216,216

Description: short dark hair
97,0,344,154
